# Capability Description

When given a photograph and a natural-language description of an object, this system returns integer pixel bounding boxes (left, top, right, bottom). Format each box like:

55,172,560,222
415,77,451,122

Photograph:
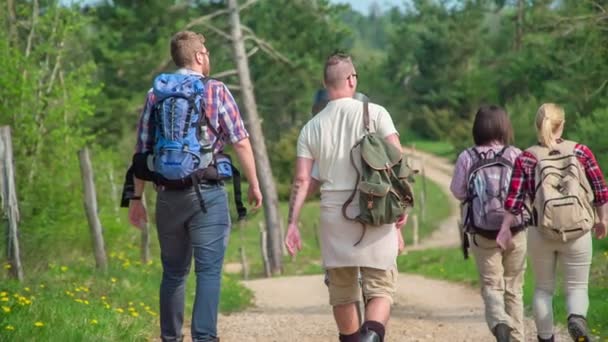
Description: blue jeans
155,184,231,342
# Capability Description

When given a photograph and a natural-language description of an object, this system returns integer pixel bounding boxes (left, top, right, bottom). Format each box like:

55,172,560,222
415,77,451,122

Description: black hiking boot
359,329,380,342
537,336,554,342
568,314,591,342
493,323,511,342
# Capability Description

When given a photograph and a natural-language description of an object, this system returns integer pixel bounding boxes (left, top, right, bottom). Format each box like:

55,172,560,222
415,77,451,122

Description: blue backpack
152,73,213,181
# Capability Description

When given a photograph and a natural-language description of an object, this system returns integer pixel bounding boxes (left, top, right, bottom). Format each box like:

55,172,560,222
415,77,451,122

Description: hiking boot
493,323,511,342
359,329,380,342
568,314,591,342
537,336,554,342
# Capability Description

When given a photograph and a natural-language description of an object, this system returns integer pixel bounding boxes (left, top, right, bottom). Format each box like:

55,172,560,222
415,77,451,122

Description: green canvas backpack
342,101,416,244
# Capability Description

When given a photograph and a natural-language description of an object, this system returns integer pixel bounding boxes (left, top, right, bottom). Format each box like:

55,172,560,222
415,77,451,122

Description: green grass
0,216,252,341
405,139,455,159
397,238,608,339
225,177,452,277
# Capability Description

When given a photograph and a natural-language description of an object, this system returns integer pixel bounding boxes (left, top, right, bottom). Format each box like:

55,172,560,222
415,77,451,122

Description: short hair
323,53,354,89
170,31,205,68
472,105,514,146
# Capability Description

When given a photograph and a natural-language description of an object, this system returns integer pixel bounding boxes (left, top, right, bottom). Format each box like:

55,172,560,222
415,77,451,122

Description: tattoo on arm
287,180,302,224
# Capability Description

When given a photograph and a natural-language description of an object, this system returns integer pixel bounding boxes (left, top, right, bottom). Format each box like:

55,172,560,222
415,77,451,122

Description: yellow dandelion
110,277,117,283
130,312,139,317
84,300,89,305
24,299,32,305
2,306,10,313
39,284,45,289
90,319,98,325
3,264,11,270
65,291,74,297
82,287,89,293
101,296,107,301
128,301,134,306
128,307,136,312
12,294,19,298
0,292,6,297
5,325,15,331
104,304,110,309
24,287,30,292
115,308,124,313
1,298,8,302
75,299,83,304
60,266,68,272
34,322,44,327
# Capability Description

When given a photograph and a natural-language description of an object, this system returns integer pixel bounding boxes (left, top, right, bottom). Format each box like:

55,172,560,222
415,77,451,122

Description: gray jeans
155,184,231,342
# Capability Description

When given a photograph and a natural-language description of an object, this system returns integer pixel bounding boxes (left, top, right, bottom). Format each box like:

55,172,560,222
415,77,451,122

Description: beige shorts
326,266,397,306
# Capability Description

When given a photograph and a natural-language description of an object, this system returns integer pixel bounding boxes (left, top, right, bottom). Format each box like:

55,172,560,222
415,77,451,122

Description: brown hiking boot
537,336,554,342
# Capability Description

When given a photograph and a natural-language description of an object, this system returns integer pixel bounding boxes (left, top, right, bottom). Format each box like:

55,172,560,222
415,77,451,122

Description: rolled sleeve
450,151,471,201
217,84,249,144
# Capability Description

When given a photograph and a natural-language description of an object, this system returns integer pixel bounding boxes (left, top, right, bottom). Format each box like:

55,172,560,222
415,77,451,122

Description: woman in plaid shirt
497,103,608,342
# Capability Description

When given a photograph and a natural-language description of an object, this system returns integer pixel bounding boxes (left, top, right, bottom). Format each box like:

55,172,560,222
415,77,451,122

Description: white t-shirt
297,97,398,191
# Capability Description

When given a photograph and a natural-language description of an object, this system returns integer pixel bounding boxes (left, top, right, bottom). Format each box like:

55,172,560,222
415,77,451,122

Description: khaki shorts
326,266,397,306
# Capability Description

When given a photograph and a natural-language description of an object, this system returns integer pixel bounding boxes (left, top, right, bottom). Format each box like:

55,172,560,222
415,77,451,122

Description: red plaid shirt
135,69,248,154
504,141,608,215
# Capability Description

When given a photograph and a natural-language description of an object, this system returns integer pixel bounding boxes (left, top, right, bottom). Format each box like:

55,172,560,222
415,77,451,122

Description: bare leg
333,303,360,334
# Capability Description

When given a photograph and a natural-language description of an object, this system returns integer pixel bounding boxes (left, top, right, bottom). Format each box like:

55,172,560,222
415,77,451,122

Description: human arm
498,154,533,249
450,151,471,201
232,138,262,209
214,82,262,208
128,92,155,230
576,144,608,239
285,157,314,256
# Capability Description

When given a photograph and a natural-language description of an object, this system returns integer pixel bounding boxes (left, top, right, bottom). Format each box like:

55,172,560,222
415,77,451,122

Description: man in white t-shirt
285,53,406,342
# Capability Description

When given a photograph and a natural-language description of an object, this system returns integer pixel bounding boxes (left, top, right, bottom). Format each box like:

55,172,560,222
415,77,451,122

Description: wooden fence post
78,148,108,272
140,196,151,264
259,222,271,278
0,126,23,281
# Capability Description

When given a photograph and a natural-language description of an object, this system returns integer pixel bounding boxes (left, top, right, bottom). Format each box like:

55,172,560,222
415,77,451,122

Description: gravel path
172,149,567,342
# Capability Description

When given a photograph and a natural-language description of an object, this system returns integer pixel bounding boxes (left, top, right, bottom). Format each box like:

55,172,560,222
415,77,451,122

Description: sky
329,0,404,14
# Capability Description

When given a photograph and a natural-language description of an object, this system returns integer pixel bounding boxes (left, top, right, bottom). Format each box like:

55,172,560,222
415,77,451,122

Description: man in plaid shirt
128,31,262,342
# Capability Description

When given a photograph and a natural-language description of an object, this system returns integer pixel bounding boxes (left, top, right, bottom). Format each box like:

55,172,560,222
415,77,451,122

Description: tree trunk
227,0,283,275
78,148,108,272
0,126,24,281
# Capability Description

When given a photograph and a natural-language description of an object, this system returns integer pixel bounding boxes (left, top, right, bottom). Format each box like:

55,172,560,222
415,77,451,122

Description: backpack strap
231,165,247,221
363,100,370,132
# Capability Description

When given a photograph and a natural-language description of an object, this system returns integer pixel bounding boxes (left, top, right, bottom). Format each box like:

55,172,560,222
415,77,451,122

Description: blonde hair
535,103,565,149
170,31,206,68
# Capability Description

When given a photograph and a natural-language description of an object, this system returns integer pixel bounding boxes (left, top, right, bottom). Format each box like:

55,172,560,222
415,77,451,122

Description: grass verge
0,219,252,341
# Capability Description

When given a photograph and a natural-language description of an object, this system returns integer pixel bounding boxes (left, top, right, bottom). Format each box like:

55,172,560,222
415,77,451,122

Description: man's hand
248,185,263,209
397,229,405,254
285,223,302,256
496,226,513,250
128,200,147,230
593,221,607,239
396,214,408,229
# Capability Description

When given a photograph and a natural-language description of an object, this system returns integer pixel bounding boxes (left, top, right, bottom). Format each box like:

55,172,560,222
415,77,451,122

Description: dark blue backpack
152,73,213,180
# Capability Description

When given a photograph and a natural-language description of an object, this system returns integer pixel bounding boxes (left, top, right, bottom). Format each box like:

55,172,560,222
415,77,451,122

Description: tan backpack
527,140,595,242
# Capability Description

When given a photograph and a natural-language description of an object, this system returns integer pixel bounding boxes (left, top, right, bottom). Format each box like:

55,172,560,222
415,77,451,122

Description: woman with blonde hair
497,103,608,342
